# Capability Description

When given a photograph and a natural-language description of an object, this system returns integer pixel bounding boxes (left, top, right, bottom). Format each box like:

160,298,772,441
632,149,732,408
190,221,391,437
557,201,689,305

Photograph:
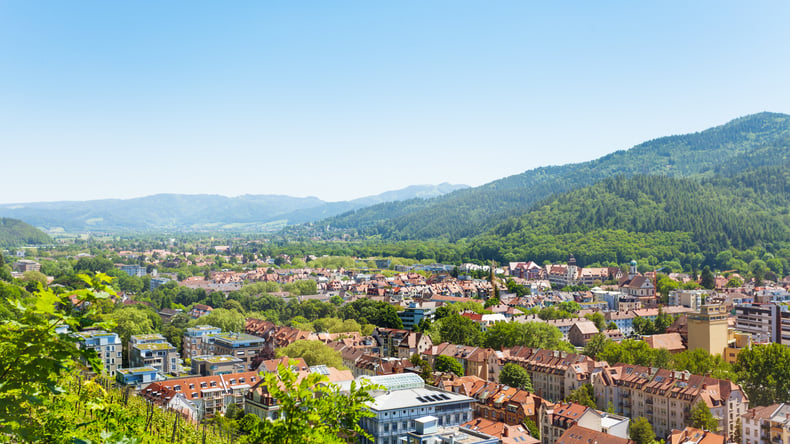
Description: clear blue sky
1,1,788,203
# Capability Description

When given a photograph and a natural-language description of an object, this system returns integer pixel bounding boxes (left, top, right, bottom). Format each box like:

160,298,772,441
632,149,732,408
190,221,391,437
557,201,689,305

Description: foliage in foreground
247,361,379,444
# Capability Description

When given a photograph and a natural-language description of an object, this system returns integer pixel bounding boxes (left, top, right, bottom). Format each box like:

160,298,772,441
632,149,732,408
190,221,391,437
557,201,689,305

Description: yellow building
687,304,729,357
723,330,752,364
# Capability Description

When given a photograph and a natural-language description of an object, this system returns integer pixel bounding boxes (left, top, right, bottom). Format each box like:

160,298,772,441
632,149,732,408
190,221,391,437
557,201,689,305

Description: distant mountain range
0,183,468,233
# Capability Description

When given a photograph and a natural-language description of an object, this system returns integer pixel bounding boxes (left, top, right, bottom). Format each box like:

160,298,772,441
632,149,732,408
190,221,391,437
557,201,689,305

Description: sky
1,1,789,204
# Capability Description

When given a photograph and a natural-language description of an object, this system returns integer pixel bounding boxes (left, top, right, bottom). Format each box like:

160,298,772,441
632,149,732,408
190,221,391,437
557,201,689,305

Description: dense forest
0,217,52,247
468,166,790,264
313,112,790,241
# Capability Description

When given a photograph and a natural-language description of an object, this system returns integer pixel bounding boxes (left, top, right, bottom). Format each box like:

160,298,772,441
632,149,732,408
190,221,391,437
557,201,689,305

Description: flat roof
134,343,175,351
117,366,158,375
367,387,473,411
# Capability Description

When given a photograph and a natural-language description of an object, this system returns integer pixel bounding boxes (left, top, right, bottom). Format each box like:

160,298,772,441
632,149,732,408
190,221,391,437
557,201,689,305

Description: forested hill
0,218,52,247
465,166,790,266
315,112,790,241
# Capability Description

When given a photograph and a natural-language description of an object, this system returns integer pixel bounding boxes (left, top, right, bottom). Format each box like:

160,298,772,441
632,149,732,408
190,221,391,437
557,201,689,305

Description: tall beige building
687,304,729,357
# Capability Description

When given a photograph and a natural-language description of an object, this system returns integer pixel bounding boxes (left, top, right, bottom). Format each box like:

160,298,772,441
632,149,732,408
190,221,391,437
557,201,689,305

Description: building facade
75,330,123,376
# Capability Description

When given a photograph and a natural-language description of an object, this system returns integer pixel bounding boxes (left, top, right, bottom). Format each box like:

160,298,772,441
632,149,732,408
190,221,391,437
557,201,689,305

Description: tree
524,418,540,439
629,417,656,444
105,306,155,346
567,384,596,408
606,321,618,330
700,266,716,290
277,340,345,369
248,360,378,444
410,354,434,383
690,401,719,432
191,308,245,332
583,333,610,360
439,314,482,346
499,363,533,391
483,321,574,352
584,312,605,331
0,273,115,441
733,343,790,406
435,355,464,376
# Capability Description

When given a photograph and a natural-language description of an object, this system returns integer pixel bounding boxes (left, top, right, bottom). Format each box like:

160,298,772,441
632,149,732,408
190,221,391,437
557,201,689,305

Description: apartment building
74,330,123,376
502,347,604,402
591,363,748,441
129,334,181,374
183,325,222,359
211,333,267,370
539,401,629,444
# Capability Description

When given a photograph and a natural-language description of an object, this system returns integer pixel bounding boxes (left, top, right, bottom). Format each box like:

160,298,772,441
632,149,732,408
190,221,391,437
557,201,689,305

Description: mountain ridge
0,183,468,233
313,112,790,240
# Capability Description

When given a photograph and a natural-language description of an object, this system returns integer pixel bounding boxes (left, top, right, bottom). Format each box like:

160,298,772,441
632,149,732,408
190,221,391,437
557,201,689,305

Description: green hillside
317,112,790,241
0,218,52,247
467,166,790,266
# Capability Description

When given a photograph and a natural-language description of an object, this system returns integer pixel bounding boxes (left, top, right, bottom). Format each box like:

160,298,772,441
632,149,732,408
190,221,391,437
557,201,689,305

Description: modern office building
358,373,474,444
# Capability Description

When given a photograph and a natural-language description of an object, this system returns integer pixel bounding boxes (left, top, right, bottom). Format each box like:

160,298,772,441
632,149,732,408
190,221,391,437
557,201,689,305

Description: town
5,241,790,444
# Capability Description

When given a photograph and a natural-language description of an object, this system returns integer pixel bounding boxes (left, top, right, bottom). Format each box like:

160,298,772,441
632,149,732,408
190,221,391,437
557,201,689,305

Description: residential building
374,328,411,358
183,325,222,359
141,371,259,419
115,366,159,388
591,363,749,441
358,373,475,444
687,304,729,356
742,404,781,444
643,333,686,354
74,330,123,376
399,302,437,330
668,290,712,311
568,321,600,347
539,401,629,444
396,331,433,359
462,417,539,444
402,416,499,444
501,348,603,402
191,355,246,376
211,333,267,370
618,261,656,306
735,304,781,344
668,427,725,444
556,424,633,444
129,334,181,374
189,303,213,319
13,259,41,272
120,264,147,277
723,331,753,364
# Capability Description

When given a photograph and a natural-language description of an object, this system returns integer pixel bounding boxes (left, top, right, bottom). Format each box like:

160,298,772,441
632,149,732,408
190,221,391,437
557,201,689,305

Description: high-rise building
687,304,729,356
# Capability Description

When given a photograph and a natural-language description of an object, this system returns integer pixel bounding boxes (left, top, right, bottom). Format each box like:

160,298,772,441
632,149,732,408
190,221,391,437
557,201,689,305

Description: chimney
503,426,510,437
